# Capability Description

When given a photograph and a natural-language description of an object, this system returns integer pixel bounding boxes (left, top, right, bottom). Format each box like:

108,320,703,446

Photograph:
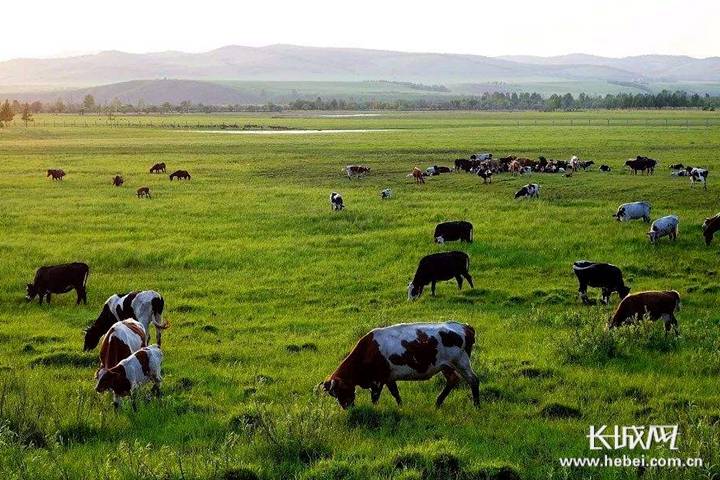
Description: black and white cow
330,192,344,211
599,165,611,172
380,188,392,199
572,261,630,305
84,291,167,351
613,202,651,222
514,183,540,199
26,262,89,305
408,251,473,300
689,168,708,190
433,221,473,244
648,215,679,244
474,168,493,183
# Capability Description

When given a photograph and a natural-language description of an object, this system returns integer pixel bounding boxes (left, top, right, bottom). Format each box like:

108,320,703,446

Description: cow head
96,370,131,397
322,378,355,409
25,283,37,301
408,282,423,300
647,227,659,243
613,207,625,221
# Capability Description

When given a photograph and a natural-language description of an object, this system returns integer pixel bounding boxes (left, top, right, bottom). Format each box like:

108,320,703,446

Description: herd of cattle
33,150,718,410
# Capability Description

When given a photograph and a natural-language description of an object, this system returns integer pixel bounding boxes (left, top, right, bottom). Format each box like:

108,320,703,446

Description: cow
599,165,611,172
149,162,166,173
509,160,521,175
380,188,392,200
625,156,656,175
454,159,474,172
96,345,163,410
434,221,473,244
672,169,689,177
425,166,452,176
669,163,684,171
47,169,66,180
96,319,147,380
520,166,533,175
475,168,492,183
112,175,124,187
344,165,370,179
408,251,473,300
169,170,191,181
702,213,720,246
408,167,425,184
572,261,630,305
470,153,492,161
607,290,680,333
321,322,480,409
26,262,89,305
330,192,344,211
514,183,540,199
613,202,651,222
569,156,579,172
578,160,595,171
689,167,708,190
648,215,679,244
137,187,151,198
83,290,167,351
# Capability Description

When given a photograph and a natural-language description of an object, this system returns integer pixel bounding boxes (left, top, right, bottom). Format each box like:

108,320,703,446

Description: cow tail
673,291,681,312
463,324,476,356
469,225,473,242
83,267,90,287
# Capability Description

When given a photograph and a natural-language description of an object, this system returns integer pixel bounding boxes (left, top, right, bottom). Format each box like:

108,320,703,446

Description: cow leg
462,272,474,288
453,356,480,407
455,275,463,289
431,281,436,296
370,383,383,404
436,367,461,408
76,286,83,305
386,381,402,406
156,328,162,348
600,288,610,305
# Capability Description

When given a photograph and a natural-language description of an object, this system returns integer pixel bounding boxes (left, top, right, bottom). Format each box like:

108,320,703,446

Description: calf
702,213,720,245
607,290,680,333
514,183,540,199
26,262,89,305
330,192,344,211
344,165,370,179
689,167,708,190
96,345,163,410
434,221,473,244
408,167,425,184
149,162,166,173
648,215,679,244
47,169,66,180
408,251,473,300
572,261,630,305
599,165,611,172
380,188,392,200
96,319,147,380
613,201,651,222
112,175,124,187
84,290,167,350
475,168,492,183
322,322,479,408
137,187,151,198
169,170,191,181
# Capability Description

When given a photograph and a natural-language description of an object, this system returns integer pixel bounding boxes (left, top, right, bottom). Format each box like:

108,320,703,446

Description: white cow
613,202,651,223
690,168,708,190
648,215,679,244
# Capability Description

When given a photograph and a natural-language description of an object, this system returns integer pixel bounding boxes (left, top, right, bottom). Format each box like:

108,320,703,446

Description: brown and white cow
408,167,425,184
96,345,163,410
607,290,681,333
702,213,720,245
96,319,147,380
47,169,66,180
343,165,370,179
322,322,480,409
508,160,521,175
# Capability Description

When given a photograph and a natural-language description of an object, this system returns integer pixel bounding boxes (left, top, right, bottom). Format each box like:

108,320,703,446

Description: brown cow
169,170,191,181
322,322,479,409
702,213,720,245
150,162,166,173
47,169,66,180
26,262,89,305
607,290,681,333
408,167,425,184
112,175,124,187
137,187,151,198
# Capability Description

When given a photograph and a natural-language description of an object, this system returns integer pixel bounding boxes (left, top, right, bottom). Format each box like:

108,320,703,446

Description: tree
53,99,65,113
30,101,43,113
0,100,14,125
83,94,95,112
20,103,33,126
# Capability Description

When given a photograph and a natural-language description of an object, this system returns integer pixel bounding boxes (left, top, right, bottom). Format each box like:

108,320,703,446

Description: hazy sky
2,0,717,61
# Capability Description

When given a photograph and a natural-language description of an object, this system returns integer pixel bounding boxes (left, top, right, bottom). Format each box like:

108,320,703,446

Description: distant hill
4,44,719,89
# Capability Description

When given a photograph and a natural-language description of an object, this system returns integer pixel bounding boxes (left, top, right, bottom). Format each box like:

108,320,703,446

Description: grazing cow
434,221,473,244
169,170,191,181
26,262,89,305
613,201,651,222
689,167,708,190
408,251,473,300
578,160,595,171
344,165,370,179
149,162,166,173
96,345,163,410
408,167,425,184
514,183,540,199
380,188,392,200
112,175,124,187
599,165,611,172
669,163,684,171
475,168,492,183
607,290,680,333
648,215,679,244
83,290,167,351
321,322,479,408
702,213,720,246
509,160,521,175
137,187,151,198
625,156,656,175
330,192,344,211
96,319,147,380
47,169,66,180
572,261,630,305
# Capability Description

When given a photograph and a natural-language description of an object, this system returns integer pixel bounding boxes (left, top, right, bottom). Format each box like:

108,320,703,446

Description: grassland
0,111,719,479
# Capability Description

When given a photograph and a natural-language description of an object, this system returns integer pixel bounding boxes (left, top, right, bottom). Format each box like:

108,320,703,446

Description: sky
1,0,717,61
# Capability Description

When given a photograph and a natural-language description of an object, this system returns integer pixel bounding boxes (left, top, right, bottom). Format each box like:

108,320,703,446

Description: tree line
0,90,718,121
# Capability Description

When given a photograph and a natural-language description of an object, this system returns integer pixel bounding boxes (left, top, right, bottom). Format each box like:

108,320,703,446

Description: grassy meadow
0,111,719,479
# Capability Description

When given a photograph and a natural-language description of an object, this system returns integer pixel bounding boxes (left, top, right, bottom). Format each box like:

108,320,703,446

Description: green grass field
1,111,719,480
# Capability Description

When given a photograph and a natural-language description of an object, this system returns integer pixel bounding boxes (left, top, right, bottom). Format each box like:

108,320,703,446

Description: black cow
408,251,473,300
26,262,89,305
434,221,473,244
578,160,595,171
625,156,656,175
572,260,629,305
599,165,611,172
